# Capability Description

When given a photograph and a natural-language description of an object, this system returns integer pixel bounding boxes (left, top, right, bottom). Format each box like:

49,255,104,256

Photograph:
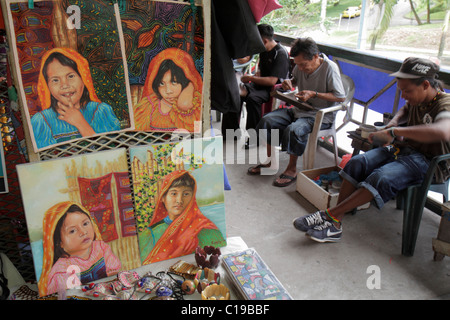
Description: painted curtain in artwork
6,0,132,152
120,0,204,133
78,172,137,241
78,173,118,242
114,172,137,238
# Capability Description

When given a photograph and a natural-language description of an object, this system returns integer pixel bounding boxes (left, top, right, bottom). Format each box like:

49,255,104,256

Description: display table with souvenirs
7,237,292,301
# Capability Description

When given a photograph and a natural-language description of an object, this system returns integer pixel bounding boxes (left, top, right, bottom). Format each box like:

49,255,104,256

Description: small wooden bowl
201,284,230,300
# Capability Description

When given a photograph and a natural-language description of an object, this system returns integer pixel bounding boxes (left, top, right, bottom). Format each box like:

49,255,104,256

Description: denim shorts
256,108,332,156
339,146,430,209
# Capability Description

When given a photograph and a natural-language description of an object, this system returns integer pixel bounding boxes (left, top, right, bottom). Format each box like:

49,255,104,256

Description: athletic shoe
306,221,342,243
292,211,328,232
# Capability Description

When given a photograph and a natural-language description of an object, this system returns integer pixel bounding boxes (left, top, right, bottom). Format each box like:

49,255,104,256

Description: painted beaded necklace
420,90,441,111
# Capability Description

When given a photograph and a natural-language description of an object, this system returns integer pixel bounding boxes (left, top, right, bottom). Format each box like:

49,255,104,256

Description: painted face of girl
162,186,193,220
46,58,85,108
59,211,95,258
158,70,183,105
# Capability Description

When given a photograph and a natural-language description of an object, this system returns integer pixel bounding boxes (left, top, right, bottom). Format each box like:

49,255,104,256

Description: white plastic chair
302,74,355,170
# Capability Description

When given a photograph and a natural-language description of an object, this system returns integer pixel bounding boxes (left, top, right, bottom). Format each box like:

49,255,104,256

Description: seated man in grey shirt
248,37,346,187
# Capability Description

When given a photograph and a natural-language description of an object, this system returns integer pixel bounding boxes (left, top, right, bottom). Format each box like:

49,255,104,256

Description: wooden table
347,130,374,156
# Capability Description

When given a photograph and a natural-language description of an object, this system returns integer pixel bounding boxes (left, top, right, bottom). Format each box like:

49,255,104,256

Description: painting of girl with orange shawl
37,201,121,296
133,48,203,133
139,170,226,264
31,48,121,150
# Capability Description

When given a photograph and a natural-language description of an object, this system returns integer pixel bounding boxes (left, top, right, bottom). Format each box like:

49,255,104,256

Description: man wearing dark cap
292,57,450,243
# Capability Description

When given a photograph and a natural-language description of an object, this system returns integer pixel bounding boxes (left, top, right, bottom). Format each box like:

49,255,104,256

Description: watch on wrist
389,127,396,138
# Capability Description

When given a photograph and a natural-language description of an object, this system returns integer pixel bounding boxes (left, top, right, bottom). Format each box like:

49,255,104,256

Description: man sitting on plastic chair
293,57,450,243
248,37,346,186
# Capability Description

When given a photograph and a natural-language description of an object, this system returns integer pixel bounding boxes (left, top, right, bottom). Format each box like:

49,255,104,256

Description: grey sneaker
306,221,342,243
293,211,328,232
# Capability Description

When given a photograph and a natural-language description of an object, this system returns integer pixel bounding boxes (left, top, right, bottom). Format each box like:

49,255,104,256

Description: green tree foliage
261,0,320,33
369,0,398,49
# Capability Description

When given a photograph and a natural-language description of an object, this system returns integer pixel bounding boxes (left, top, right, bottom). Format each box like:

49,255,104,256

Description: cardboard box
296,166,341,210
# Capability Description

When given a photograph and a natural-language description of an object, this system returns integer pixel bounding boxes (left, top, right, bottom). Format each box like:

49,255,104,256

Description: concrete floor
214,113,450,300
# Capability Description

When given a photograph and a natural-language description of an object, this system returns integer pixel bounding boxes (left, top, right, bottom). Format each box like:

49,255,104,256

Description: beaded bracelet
325,209,340,224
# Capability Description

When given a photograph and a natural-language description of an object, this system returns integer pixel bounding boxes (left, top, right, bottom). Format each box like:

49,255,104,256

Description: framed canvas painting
129,136,226,265
120,0,204,133
17,148,140,297
3,0,134,152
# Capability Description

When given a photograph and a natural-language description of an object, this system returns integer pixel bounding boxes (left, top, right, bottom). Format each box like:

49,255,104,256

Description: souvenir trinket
155,271,185,300
136,275,161,294
82,282,96,291
181,280,196,295
150,295,175,300
37,293,58,300
66,295,91,300
193,267,220,293
201,284,230,300
195,246,221,269
117,289,138,300
156,286,173,297
118,271,140,288
10,285,39,300
82,282,114,297
110,280,124,293
169,260,201,279
103,288,138,300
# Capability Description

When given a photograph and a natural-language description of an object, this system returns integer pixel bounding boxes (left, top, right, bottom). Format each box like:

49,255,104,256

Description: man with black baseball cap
390,57,440,79
293,56,450,244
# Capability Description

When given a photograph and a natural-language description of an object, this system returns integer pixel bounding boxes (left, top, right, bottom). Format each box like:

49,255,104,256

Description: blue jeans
340,146,430,209
256,108,332,156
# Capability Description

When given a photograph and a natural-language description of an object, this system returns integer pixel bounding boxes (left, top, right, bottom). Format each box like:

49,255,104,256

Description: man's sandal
247,163,271,175
273,174,297,187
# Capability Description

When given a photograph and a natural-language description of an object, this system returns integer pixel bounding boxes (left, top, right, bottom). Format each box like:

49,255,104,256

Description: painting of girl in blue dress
31,47,122,150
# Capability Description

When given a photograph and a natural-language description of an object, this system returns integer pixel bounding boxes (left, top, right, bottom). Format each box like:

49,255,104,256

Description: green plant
261,0,362,33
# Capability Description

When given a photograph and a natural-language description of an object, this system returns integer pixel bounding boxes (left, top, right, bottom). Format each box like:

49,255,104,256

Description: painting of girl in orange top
133,48,203,133
31,48,121,150
37,201,121,297
139,170,226,264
